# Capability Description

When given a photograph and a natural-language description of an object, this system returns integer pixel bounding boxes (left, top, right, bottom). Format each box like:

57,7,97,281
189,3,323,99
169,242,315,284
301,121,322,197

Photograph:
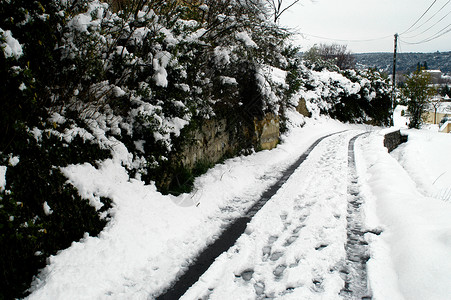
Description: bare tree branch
262,0,301,23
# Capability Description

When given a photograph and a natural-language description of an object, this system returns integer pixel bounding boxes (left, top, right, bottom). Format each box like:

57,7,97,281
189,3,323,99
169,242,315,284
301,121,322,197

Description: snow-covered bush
1,1,302,297
299,63,391,125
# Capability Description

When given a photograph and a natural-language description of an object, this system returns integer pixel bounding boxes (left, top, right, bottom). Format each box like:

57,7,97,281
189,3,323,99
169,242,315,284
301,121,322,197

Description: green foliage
402,69,436,129
160,160,216,196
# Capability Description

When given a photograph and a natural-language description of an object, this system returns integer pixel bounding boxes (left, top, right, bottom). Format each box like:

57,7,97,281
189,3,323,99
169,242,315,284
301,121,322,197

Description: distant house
439,118,451,133
425,70,443,84
423,95,451,133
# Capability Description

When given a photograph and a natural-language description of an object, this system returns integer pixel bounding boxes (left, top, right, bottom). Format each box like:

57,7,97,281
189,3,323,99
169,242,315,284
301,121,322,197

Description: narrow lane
156,131,346,300
158,131,370,299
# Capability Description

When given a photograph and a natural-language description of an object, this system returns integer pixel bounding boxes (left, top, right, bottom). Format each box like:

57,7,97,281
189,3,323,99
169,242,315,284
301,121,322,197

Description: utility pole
391,33,398,125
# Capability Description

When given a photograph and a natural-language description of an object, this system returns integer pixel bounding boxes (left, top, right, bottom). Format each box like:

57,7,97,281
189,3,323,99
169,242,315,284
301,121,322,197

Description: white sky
279,0,451,53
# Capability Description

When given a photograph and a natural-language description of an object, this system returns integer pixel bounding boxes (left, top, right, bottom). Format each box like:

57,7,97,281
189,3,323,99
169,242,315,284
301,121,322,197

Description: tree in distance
303,43,356,70
401,69,436,129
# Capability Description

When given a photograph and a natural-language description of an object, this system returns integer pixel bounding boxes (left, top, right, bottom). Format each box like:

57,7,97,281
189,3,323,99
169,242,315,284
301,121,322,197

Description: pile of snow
391,129,451,203
356,130,451,300
393,105,409,128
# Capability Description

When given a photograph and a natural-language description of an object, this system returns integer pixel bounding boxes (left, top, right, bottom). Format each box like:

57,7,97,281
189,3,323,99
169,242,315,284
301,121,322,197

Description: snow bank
391,130,451,204
356,131,451,300
27,112,354,299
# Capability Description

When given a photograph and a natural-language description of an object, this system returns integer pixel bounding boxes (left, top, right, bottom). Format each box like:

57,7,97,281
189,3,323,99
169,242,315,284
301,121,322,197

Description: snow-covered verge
356,130,451,300
27,113,356,299
392,130,451,203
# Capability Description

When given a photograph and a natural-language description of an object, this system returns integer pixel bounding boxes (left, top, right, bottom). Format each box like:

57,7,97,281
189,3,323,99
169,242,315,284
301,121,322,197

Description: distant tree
304,43,355,70
423,61,428,70
415,61,429,72
429,96,444,124
402,70,436,129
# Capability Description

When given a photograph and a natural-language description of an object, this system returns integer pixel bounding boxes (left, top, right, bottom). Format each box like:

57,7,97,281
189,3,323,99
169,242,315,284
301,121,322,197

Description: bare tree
429,95,444,124
304,43,355,70
262,0,302,23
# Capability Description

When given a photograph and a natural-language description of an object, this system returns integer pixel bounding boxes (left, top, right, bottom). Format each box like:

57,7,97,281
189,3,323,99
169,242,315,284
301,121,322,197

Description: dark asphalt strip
156,130,347,300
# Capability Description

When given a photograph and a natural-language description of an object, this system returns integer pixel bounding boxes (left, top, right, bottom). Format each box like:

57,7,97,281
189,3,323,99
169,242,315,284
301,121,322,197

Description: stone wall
180,119,232,169
384,129,408,152
254,113,280,150
296,98,311,117
179,113,280,170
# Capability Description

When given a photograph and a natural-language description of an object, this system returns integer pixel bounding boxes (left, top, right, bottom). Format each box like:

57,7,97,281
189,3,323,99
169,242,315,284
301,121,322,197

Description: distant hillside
354,51,451,74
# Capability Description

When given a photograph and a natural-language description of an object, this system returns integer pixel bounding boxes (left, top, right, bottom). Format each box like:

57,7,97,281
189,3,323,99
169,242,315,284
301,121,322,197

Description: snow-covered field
27,110,451,300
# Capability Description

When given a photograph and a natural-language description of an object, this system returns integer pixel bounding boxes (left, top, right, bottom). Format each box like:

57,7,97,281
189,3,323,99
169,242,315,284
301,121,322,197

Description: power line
400,22,451,44
401,0,439,35
402,9,451,39
402,0,451,36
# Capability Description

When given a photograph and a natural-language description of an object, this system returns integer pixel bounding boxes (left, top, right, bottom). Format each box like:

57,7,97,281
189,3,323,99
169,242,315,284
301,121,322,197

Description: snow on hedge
0,28,23,59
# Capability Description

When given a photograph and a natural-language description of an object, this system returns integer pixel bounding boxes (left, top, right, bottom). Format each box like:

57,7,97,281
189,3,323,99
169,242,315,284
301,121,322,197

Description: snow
152,51,171,87
67,1,107,33
393,105,409,128
0,166,6,192
27,113,352,299
391,130,451,204
182,131,357,299
214,47,231,66
26,110,451,300
219,76,237,85
8,155,19,167
236,31,258,48
356,129,451,300
43,202,53,216
0,28,23,59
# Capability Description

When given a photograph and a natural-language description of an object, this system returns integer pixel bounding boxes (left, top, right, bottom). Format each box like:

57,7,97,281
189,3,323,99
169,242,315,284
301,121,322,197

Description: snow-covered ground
357,129,451,300
27,110,451,300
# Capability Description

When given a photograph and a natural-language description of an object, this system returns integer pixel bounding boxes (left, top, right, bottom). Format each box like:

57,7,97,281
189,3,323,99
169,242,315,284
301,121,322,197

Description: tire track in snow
169,131,367,299
339,133,372,300
155,131,346,300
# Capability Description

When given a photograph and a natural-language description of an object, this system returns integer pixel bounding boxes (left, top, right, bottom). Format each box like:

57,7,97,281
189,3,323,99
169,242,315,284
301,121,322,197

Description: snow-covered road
175,131,370,300
26,116,451,300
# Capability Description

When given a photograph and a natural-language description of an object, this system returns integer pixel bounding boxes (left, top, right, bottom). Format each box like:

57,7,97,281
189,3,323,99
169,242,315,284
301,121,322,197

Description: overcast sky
279,0,451,53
